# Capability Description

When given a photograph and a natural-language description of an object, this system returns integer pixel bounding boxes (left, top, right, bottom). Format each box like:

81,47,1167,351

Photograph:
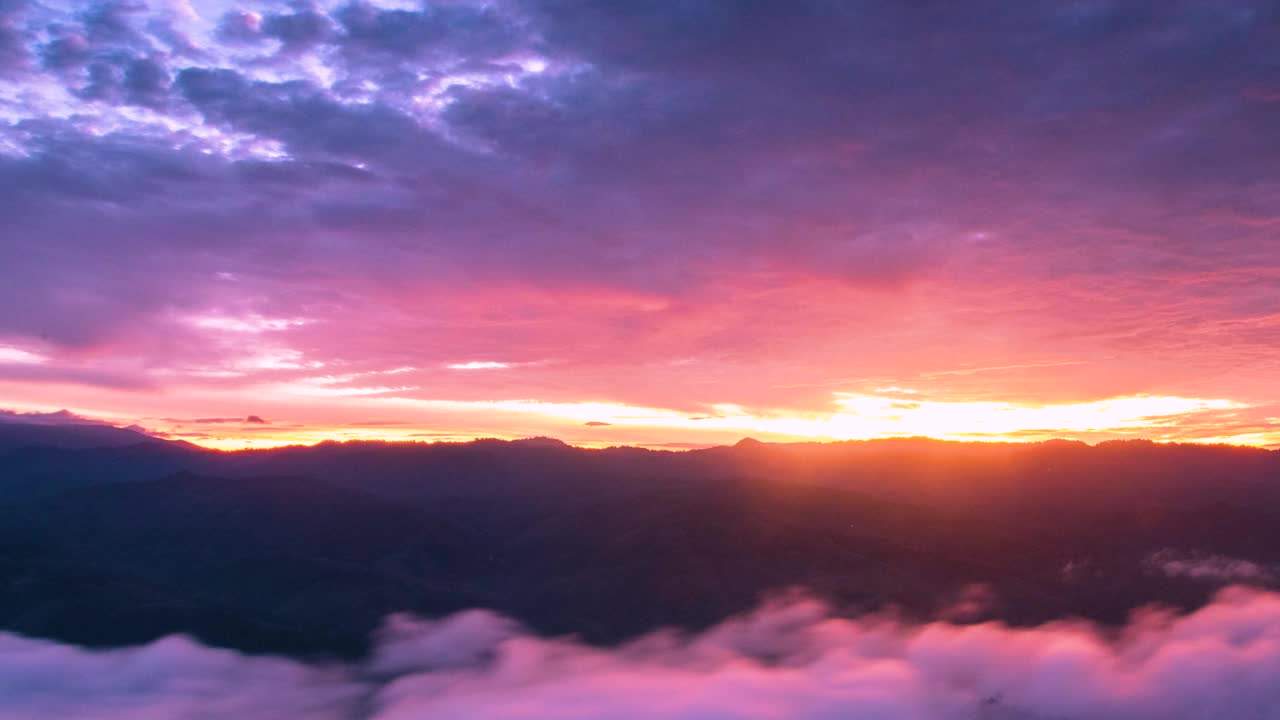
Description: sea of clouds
4,587,1280,719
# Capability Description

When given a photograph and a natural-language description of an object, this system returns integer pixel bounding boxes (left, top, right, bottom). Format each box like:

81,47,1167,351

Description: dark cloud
0,33,24,75
39,33,92,70
81,1,149,47
175,67,443,161
584,421,612,426
333,0,525,65
261,8,333,55
77,58,123,101
122,55,170,108
0,0,27,76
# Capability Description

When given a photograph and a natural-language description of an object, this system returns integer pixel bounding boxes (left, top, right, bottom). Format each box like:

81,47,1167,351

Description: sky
0,0,1278,449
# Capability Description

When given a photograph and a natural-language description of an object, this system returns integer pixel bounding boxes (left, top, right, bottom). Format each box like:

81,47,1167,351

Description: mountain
0,471,478,656
1,423,1278,659
0,421,165,452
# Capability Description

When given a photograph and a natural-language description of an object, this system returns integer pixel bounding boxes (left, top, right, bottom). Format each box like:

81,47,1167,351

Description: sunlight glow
379,392,1256,445
0,346,47,365
447,361,514,370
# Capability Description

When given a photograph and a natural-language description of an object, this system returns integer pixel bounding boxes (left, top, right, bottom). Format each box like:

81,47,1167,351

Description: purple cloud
0,0,1276,439
7,588,1280,718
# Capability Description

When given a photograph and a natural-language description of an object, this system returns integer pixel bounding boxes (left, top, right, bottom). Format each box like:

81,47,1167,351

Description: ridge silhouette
1,423,1276,658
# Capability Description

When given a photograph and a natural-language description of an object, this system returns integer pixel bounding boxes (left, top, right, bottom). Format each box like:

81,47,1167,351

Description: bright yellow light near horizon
823,393,1244,439
377,392,1262,446
26,389,1266,452
184,425,484,451
194,435,313,451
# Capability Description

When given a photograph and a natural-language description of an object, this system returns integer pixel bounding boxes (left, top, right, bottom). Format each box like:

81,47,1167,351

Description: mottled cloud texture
6,589,1280,719
1,1,1278,446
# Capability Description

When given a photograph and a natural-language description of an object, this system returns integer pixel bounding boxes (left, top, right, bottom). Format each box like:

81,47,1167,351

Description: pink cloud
7,588,1280,719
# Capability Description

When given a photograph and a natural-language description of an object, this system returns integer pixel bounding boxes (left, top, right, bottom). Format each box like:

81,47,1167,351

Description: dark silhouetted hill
1,423,1278,658
0,421,165,452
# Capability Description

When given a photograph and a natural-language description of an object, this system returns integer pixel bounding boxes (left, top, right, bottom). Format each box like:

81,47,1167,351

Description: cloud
0,0,1277,438
7,589,1280,719
259,8,332,55
0,346,46,364
157,415,269,425
0,0,28,77
1147,550,1278,585
332,1,525,66
0,633,362,720
188,315,312,333
0,408,108,426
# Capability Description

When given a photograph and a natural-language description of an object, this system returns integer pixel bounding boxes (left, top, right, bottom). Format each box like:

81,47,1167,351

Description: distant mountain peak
0,421,164,452
515,436,570,448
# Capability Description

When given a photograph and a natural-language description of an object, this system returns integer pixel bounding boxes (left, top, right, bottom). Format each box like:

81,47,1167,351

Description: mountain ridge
1,422,1277,659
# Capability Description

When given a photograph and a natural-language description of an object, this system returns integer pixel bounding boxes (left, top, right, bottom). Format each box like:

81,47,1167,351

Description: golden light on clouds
375,392,1264,447
4,378,1274,451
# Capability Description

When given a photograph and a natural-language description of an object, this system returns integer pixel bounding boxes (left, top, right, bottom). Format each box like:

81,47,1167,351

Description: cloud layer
6,588,1280,719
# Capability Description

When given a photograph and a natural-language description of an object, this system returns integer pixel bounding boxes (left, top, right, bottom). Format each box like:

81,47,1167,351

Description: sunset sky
1,0,1278,449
